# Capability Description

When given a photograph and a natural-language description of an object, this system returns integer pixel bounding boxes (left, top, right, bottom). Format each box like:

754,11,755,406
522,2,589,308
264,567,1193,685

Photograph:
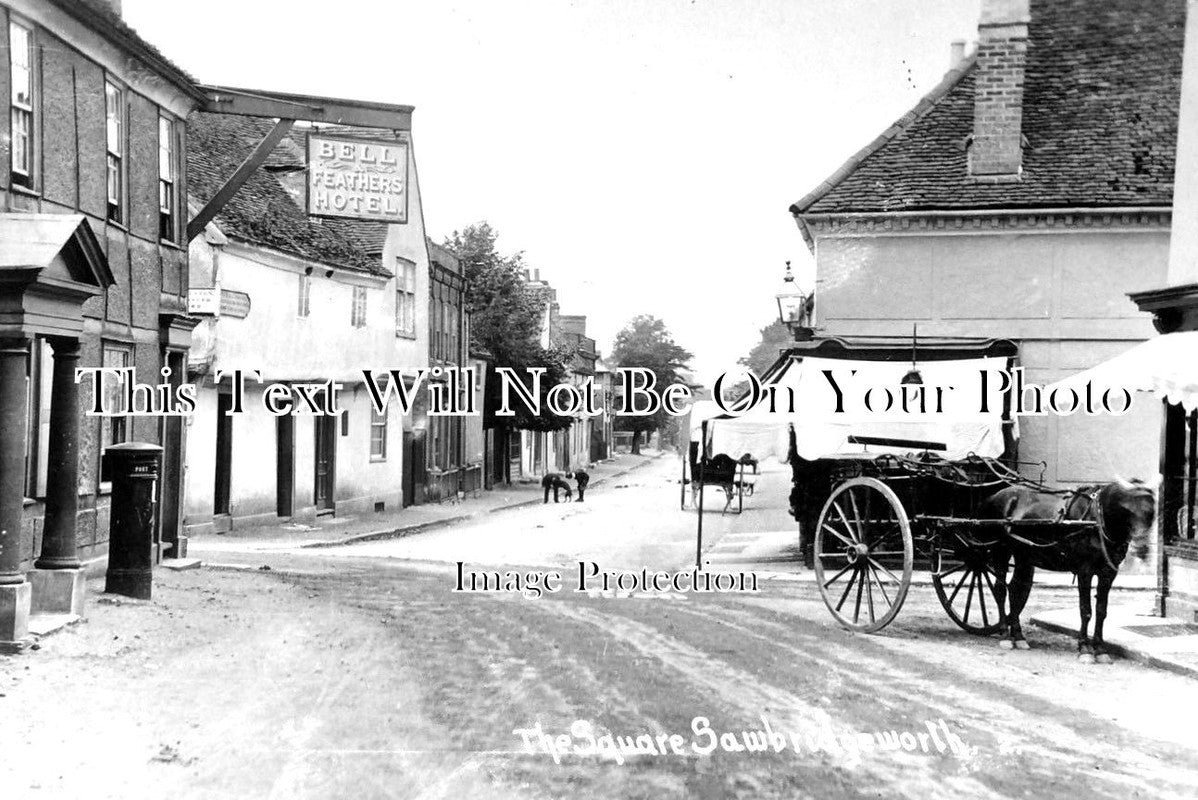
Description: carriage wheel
813,478,913,633
932,547,1006,636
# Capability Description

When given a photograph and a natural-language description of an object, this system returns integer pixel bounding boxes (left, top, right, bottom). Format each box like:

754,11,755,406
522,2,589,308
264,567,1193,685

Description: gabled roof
187,112,391,277
0,213,113,288
791,0,1185,218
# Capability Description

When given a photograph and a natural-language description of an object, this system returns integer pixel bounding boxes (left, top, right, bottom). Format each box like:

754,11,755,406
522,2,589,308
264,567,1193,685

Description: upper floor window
105,81,124,223
396,259,416,337
158,115,176,241
9,21,33,189
352,285,367,328
298,274,311,317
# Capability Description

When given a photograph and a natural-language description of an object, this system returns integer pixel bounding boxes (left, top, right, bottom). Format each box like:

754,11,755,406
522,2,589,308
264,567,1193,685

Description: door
402,430,415,507
214,392,233,516
314,415,336,512
276,413,295,517
158,350,186,558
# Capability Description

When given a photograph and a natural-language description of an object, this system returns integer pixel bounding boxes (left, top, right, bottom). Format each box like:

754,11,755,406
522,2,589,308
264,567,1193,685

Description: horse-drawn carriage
680,447,758,514
689,337,1156,655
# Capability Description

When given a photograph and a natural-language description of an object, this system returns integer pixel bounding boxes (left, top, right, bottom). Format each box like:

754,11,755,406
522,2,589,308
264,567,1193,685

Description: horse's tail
1090,488,1119,574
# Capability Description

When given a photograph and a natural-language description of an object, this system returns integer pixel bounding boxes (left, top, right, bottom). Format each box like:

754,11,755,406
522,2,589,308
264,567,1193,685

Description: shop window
99,343,132,484
9,21,34,189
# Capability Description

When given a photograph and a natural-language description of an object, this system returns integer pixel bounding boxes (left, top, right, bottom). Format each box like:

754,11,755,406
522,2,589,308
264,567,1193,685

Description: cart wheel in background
813,477,913,633
933,546,1006,636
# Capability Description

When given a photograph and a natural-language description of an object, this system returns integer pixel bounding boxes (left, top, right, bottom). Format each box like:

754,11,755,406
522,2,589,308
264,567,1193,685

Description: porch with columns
0,214,113,650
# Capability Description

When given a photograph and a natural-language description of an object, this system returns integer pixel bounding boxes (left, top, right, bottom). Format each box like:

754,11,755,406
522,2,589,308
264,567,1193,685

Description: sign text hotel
307,134,409,223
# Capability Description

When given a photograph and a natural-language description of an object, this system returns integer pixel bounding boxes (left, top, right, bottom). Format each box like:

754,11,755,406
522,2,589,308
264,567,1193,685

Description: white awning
1047,332,1198,412
691,354,1010,461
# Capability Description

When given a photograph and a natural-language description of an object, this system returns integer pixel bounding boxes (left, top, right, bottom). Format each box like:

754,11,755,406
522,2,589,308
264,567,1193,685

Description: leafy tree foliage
443,223,572,481
738,320,793,378
610,315,694,453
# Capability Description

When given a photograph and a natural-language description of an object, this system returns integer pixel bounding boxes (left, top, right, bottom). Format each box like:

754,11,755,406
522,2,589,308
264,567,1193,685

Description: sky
125,0,980,383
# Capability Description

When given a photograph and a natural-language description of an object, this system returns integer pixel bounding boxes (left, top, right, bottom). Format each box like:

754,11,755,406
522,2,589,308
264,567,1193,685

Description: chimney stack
969,0,1029,179
949,39,966,69
103,0,123,16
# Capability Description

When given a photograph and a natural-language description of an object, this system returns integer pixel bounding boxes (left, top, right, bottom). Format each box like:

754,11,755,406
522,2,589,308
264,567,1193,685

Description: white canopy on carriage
689,354,1012,461
1046,331,1198,412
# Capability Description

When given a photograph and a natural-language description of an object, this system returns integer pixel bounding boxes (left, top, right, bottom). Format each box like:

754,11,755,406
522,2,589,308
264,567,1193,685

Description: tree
443,222,572,483
720,319,794,404
739,320,793,378
610,315,694,454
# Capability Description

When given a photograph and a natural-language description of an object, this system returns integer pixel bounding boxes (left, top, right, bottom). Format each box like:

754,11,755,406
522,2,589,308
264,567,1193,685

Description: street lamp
901,323,923,385
776,261,814,341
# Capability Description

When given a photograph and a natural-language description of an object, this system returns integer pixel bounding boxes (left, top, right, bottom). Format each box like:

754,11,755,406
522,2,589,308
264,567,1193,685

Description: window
158,115,176,240
99,344,131,483
105,81,124,223
426,415,459,473
370,407,387,460
298,274,311,317
395,258,416,337
352,286,367,327
9,21,33,188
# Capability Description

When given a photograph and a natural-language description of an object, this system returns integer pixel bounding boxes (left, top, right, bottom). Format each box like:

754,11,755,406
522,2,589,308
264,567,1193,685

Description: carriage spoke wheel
933,548,1006,636
813,477,913,633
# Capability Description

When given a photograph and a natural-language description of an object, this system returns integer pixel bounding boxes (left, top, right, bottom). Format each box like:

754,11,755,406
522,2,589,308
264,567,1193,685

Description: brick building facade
0,0,203,646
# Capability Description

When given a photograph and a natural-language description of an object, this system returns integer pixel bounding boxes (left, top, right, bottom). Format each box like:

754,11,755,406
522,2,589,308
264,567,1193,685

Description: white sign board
307,134,409,223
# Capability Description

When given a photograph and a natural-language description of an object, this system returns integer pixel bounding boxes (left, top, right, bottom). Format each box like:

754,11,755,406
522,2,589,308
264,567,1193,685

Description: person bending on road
568,470,590,502
542,472,573,503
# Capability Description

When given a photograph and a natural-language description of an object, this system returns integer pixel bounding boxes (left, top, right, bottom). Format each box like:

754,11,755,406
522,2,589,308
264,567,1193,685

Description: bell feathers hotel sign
307,133,410,223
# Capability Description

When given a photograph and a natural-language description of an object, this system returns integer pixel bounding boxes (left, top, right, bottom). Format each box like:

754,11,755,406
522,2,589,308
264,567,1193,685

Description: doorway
314,414,336,512
214,392,233,517
276,413,295,517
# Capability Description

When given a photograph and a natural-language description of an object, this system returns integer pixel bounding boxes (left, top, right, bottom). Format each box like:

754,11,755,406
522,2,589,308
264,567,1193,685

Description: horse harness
999,486,1106,551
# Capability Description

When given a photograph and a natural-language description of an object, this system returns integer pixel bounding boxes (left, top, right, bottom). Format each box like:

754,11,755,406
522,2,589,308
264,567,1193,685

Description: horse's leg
1093,570,1116,664
990,550,1013,647
1007,559,1035,649
1076,569,1095,663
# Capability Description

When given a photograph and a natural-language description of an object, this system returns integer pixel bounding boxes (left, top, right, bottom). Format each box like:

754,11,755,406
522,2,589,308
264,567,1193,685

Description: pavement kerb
1029,614,1198,679
298,452,664,550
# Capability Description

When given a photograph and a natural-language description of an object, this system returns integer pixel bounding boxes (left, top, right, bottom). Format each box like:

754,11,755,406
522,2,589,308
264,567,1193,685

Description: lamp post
776,261,814,341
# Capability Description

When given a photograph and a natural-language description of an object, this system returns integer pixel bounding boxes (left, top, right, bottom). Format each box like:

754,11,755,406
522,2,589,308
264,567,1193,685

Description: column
35,336,82,570
0,337,31,647
31,336,87,616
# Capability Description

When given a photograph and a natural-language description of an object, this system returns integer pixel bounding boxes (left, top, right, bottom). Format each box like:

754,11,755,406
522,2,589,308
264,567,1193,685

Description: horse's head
1104,478,1156,561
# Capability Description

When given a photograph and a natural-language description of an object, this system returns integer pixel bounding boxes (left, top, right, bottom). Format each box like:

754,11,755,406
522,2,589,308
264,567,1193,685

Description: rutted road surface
1,457,1194,799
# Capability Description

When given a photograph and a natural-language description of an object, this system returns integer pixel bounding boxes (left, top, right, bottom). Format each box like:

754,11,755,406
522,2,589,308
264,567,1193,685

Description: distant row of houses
0,0,615,646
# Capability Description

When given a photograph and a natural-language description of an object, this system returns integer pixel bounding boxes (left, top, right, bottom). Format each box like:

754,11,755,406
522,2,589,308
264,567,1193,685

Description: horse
691,453,740,512
980,478,1155,662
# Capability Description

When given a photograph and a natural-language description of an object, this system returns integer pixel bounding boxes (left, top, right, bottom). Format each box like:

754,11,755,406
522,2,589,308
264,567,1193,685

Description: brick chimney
969,0,1029,179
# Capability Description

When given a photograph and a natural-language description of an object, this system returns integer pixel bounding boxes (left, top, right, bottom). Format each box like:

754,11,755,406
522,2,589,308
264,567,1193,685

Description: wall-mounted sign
307,134,409,223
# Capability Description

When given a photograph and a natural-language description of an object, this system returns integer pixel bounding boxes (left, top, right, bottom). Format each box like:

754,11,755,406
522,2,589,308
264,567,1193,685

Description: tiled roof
187,112,390,276
792,0,1185,216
